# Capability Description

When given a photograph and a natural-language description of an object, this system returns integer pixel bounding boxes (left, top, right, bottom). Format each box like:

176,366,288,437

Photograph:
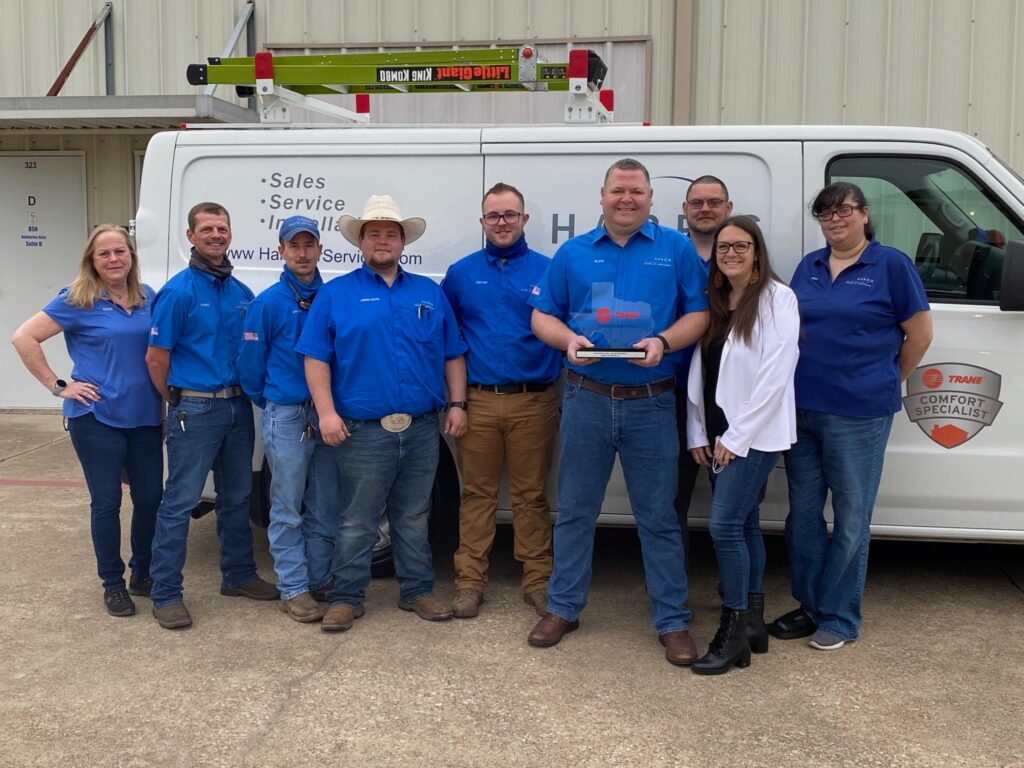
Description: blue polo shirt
238,268,324,408
43,286,163,428
296,264,467,420
528,220,708,385
441,238,562,386
149,266,255,391
790,238,929,418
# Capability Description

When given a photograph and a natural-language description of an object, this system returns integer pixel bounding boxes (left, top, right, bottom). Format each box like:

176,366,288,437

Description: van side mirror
1000,240,1024,311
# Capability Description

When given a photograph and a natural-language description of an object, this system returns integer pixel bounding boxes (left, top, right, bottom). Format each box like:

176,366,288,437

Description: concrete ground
0,412,1022,768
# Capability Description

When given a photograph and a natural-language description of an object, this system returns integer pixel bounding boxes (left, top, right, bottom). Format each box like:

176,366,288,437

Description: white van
136,124,1024,555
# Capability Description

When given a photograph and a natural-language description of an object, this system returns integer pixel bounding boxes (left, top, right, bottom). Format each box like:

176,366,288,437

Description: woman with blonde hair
686,215,800,674
12,225,163,617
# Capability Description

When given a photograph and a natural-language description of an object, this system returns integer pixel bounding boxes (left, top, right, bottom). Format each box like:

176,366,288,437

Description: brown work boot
152,602,193,630
220,576,280,601
522,588,548,617
398,595,453,621
321,603,365,633
451,588,483,618
527,612,579,648
278,592,328,623
660,630,698,666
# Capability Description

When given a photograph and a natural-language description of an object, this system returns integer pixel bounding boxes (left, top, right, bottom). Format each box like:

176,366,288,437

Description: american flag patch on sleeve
244,331,260,341
150,327,159,336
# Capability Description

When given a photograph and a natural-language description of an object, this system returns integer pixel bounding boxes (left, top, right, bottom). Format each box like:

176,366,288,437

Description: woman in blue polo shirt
769,182,933,650
11,225,163,618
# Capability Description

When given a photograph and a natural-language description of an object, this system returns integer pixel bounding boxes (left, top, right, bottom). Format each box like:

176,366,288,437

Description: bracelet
654,334,671,353
447,401,468,411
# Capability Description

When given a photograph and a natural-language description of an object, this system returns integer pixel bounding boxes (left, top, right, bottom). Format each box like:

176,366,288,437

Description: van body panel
135,125,1024,542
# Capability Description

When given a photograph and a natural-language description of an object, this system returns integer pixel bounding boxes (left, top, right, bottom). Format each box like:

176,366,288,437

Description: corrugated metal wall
691,0,1024,170
0,0,678,122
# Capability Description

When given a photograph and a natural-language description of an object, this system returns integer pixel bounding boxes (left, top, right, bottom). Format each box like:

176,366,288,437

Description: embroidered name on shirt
846,276,875,287
360,297,381,302
475,280,488,285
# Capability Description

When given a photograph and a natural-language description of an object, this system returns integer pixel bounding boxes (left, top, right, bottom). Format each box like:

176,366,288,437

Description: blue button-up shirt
149,266,254,391
43,286,163,428
441,243,562,386
790,238,929,418
296,264,467,420
529,220,708,385
237,270,323,408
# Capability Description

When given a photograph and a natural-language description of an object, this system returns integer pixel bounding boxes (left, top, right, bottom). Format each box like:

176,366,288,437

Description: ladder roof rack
186,46,614,125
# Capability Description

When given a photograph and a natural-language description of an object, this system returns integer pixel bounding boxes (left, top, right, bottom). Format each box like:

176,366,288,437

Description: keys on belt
565,370,675,400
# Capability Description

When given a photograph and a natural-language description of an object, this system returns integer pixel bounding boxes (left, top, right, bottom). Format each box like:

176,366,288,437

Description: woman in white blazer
686,215,800,675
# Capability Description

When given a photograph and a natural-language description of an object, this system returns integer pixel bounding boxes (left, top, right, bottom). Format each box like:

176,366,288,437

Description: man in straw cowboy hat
297,194,468,632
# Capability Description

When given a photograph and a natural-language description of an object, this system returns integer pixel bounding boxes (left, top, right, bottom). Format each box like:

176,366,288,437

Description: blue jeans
150,395,258,608
306,441,341,592
67,413,163,590
548,383,690,634
327,413,439,606
707,449,778,611
784,409,893,640
262,401,337,600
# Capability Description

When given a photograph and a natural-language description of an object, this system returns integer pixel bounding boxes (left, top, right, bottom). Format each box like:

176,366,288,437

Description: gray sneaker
398,595,453,621
451,588,483,618
808,628,853,650
152,602,193,629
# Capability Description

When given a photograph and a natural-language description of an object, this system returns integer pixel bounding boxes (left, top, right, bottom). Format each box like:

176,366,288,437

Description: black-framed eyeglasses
812,204,863,221
686,198,726,210
482,211,523,224
715,241,754,255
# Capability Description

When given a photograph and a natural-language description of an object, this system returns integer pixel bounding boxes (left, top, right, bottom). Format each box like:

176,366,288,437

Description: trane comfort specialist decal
903,363,1004,448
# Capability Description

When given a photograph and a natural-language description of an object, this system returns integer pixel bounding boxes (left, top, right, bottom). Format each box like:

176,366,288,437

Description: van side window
827,156,1024,304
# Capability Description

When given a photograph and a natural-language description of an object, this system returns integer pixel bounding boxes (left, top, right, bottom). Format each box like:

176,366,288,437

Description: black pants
674,390,701,562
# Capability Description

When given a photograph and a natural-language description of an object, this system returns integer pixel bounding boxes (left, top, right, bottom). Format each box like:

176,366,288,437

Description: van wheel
372,435,461,578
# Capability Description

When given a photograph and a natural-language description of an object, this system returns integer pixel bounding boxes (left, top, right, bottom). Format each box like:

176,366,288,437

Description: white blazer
686,280,800,457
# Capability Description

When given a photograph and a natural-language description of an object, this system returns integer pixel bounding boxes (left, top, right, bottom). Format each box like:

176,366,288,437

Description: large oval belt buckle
380,413,413,433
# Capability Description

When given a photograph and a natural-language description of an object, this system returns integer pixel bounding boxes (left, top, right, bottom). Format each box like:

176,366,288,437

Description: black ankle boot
692,606,751,675
747,592,769,654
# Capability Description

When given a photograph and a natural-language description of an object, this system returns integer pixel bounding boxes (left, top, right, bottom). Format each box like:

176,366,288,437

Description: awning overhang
0,94,257,131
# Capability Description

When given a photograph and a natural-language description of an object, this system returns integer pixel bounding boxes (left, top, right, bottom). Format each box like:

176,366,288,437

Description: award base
577,348,646,360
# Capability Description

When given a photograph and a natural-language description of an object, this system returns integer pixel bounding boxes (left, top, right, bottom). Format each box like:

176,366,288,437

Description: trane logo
921,368,985,389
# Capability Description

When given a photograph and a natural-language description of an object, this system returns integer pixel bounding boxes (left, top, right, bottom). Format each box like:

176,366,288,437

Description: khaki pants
453,386,558,593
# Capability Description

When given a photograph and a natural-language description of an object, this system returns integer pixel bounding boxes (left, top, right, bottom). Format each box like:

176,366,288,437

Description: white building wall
691,0,1024,171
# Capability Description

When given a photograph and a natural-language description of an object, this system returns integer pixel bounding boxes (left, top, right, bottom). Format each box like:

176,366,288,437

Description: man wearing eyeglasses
682,175,734,264
676,176,734,553
441,183,562,620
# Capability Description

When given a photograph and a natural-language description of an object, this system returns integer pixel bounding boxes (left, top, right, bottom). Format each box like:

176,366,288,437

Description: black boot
692,606,751,675
747,592,769,654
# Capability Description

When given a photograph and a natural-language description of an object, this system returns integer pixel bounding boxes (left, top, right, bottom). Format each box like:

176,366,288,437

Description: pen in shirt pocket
416,302,431,320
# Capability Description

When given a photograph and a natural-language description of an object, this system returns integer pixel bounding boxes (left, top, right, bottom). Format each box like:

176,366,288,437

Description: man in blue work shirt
146,201,278,630
528,159,710,665
238,215,335,624
676,176,733,553
297,195,469,633
441,183,562,620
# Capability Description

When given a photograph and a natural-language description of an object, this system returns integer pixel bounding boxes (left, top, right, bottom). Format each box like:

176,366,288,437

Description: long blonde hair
65,225,145,310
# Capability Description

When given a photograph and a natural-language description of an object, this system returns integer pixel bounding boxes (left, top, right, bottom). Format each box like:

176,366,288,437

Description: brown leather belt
470,382,554,395
566,370,675,400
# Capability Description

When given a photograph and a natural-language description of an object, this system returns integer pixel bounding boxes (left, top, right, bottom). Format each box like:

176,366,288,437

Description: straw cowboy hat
338,194,426,246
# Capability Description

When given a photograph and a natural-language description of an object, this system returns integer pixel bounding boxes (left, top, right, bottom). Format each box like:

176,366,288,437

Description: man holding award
527,159,709,665
297,194,468,632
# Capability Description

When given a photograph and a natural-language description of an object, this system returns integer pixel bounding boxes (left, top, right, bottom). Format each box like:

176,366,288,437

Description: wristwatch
654,334,671,353
446,401,468,411
51,379,68,397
